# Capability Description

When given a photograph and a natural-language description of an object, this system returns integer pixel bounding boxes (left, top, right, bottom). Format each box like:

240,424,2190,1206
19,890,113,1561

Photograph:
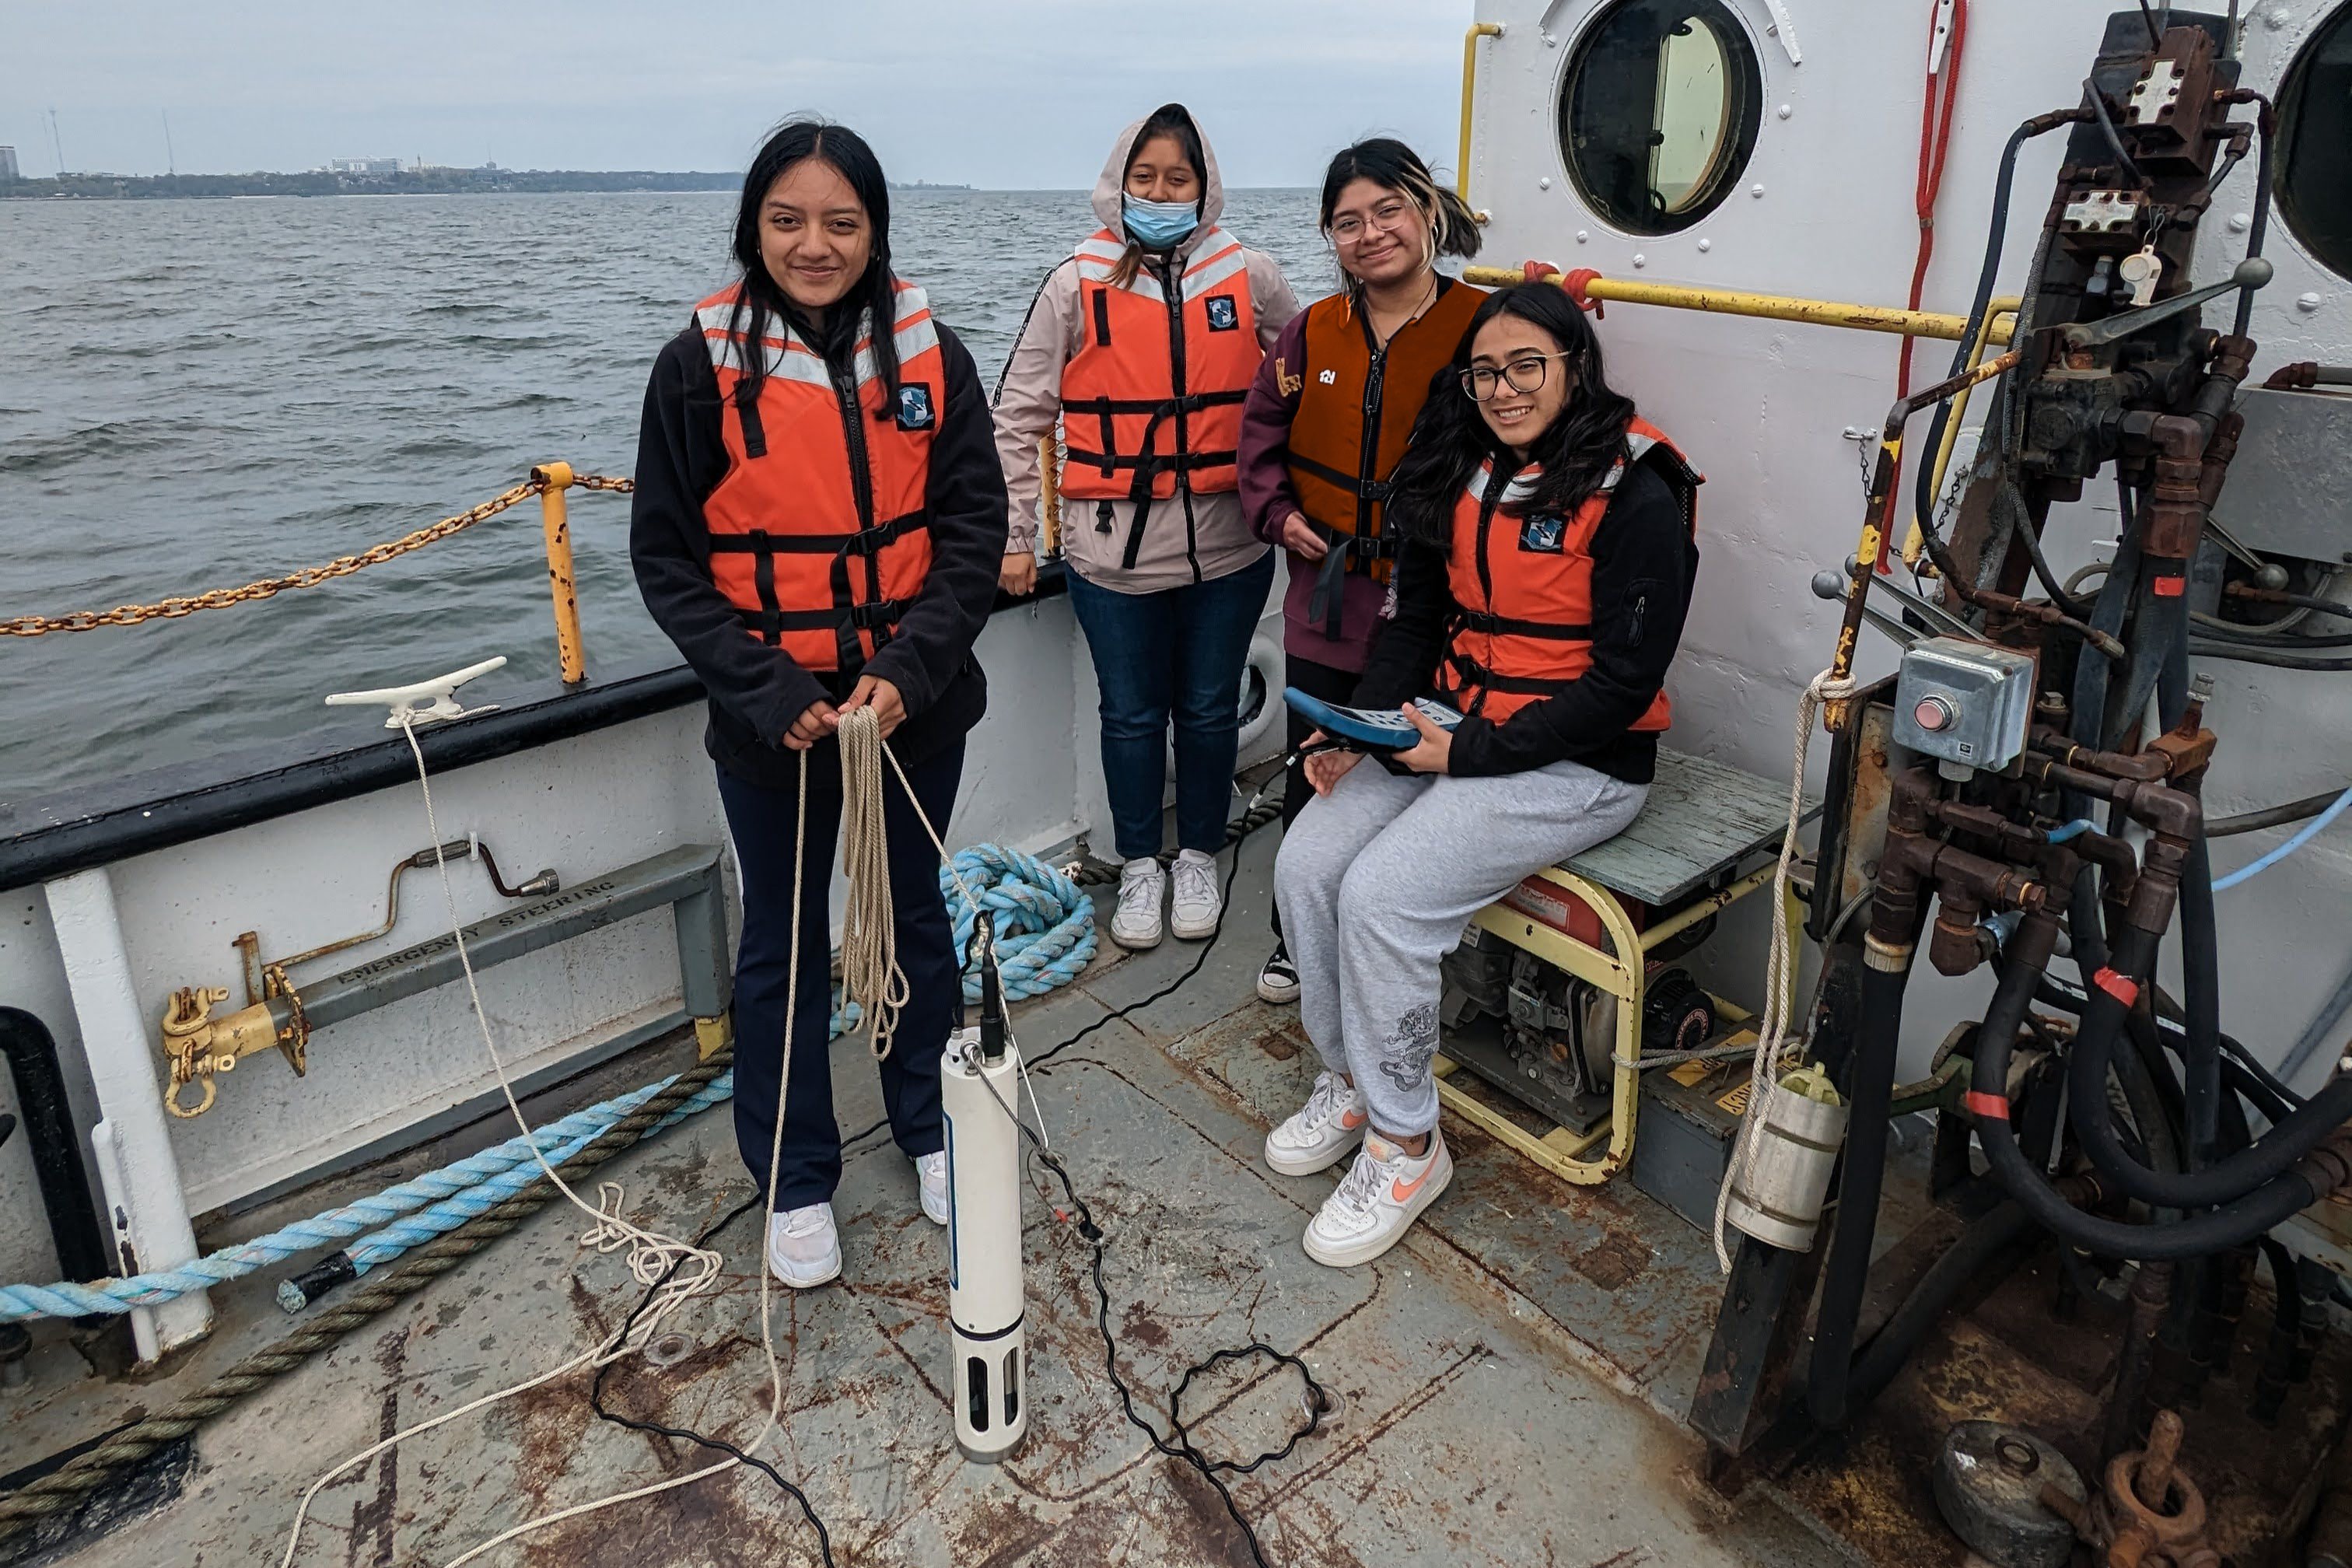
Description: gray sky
2,1,1475,187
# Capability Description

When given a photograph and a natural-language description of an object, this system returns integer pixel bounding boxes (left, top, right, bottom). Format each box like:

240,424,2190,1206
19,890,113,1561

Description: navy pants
1066,550,1276,861
716,739,964,1212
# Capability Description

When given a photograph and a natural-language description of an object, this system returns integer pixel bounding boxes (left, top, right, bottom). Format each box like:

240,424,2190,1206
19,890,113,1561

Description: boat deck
2,831,1853,1567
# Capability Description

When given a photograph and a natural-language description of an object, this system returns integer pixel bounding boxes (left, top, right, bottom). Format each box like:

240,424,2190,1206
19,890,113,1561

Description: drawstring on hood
1092,106,1229,269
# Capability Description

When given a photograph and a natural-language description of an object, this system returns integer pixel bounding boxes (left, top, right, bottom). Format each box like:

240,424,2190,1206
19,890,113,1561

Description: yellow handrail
1903,296,2022,564
1459,23,1503,210
1465,264,2017,345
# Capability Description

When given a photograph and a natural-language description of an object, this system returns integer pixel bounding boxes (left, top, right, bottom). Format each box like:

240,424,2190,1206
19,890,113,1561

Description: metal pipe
1458,23,1503,208
1465,265,2017,345
530,461,588,685
1640,861,1776,951
0,1008,112,1287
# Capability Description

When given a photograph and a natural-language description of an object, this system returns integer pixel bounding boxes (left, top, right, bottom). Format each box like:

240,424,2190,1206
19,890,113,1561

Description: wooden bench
1434,749,1815,1187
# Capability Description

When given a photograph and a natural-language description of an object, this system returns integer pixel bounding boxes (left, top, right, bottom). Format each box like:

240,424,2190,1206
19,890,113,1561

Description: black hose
2067,926,2352,1208
2235,94,2275,340
2187,642,2352,670
2210,789,2352,837
2163,597,2223,1167
1845,1199,2037,1414
2190,621,2352,649
1971,924,2323,1259
1808,951,1912,1430
2084,79,2147,187
2034,972,2305,1118
0,1009,111,1286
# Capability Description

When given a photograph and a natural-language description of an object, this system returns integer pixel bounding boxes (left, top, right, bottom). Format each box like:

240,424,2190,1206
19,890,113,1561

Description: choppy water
0,191,1330,803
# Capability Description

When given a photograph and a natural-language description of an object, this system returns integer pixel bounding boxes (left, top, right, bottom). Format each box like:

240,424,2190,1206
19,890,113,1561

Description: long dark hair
1386,284,1639,546
726,119,902,408
1317,138,1481,303
1108,103,1207,289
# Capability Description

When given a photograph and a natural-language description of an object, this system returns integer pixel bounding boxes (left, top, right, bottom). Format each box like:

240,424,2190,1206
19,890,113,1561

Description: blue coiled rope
0,843,1096,1322
940,844,1097,1003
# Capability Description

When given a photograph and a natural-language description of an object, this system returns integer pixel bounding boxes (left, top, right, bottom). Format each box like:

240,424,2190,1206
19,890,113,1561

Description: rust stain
343,1326,408,1568
1570,1232,1650,1292
1253,1026,1301,1062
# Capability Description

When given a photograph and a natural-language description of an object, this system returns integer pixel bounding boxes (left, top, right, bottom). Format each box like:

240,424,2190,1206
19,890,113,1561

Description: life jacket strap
1449,608,1594,641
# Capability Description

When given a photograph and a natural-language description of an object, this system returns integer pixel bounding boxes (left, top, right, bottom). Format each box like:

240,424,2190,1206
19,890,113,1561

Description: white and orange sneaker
1303,1129,1453,1268
1265,1070,1369,1176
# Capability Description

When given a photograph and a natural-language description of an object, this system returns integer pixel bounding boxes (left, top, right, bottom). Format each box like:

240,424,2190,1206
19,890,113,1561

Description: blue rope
940,844,1097,1003
0,842,1087,1322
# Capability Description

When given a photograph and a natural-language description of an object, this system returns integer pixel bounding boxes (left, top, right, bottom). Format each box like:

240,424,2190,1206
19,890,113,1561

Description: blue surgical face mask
1122,194,1199,251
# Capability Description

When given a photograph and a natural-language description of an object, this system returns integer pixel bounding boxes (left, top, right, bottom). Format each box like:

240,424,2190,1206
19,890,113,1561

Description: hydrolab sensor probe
942,912,1028,1461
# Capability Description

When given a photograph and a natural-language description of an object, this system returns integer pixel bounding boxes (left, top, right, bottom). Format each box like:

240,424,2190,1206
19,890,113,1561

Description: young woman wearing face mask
992,103,1300,951
631,121,1008,1289
1265,284,1699,1267
1235,138,1485,1009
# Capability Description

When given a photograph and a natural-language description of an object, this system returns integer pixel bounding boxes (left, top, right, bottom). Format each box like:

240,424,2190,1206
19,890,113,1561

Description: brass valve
159,985,285,1118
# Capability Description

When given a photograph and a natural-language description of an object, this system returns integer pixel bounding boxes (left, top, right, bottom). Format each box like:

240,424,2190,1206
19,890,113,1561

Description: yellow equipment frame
1435,859,1797,1185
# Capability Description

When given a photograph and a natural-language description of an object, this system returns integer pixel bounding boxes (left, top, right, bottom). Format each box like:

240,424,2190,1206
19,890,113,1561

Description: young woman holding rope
632,120,1008,1288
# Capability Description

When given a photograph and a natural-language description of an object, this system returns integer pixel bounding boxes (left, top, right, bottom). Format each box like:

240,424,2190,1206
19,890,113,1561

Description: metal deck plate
1560,748,1815,906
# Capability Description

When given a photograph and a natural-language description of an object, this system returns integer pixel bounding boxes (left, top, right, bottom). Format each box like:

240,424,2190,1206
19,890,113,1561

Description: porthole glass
1559,0,1764,236
2277,2,2352,280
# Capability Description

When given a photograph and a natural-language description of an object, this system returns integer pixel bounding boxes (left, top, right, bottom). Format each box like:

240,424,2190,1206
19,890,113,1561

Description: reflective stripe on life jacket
1435,417,1699,726
1285,279,1486,639
694,280,942,675
1058,226,1262,572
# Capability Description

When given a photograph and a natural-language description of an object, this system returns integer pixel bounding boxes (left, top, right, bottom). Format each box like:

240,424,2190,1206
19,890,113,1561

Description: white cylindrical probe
941,1025,1027,1461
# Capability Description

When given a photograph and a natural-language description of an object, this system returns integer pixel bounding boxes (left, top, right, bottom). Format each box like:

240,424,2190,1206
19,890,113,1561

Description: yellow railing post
530,462,587,685
1460,22,1503,212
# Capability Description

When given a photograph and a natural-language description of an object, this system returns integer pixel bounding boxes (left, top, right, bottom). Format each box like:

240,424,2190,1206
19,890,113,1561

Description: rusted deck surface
2,833,1845,1566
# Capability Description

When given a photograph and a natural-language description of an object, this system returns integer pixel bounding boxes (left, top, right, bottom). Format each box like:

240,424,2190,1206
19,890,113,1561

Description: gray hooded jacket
992,111,1299,593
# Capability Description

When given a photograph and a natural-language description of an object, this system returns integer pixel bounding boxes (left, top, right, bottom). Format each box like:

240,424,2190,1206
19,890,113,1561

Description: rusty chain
2,473,635,638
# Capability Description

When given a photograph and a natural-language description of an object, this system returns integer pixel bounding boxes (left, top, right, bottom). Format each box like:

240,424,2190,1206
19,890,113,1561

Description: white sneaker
1170,848,1221,940
1265,1069,1368,1176
1304,1129,1454,1269
766,1202,842,1288
1111,857,1165,950
916,1150,949,1226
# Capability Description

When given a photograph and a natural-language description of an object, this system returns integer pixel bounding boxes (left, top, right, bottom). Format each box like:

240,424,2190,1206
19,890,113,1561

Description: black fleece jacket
1353,455,1697,783
630,317,1009,786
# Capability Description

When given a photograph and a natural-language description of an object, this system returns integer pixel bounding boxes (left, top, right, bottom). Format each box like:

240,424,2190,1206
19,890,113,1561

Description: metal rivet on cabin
1633,254,1647,268
1778,104,1793,119
1576,229,1590,243
1539,176,1552,190
2266,6,2292,26
1697,237,1712,252
1750,183,1766,198
2299,293,2326,311
2228,212,2252,233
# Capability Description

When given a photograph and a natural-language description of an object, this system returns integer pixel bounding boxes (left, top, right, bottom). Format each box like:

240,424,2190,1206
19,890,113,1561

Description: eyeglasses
1328,199,1416,245
1459,352,1572,401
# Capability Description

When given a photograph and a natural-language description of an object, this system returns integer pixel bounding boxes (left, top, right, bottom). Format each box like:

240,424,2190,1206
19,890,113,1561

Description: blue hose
2212,787,2352,892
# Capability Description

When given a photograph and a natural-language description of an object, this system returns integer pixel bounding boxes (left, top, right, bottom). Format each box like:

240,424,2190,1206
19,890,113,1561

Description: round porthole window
2277,2,2352,280
1559,0,1764,236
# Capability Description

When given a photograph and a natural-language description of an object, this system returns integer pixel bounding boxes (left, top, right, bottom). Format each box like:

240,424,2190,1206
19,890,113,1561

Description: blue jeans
1066,551,1276,860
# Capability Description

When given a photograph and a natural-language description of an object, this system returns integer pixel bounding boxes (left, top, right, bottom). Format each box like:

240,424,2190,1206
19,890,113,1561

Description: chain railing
4,468,635,681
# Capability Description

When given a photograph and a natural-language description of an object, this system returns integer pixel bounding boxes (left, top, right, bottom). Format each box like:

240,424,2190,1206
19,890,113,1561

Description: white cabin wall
1472,0,2352,1080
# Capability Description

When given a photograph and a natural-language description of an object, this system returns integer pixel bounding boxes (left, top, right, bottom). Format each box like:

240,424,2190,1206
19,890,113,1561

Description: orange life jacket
1437,418,1699,726
1283,278,1486,637
695,280,940,675
1058,226,1262,570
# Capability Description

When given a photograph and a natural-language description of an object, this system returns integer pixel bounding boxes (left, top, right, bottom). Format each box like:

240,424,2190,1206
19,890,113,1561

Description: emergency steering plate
1891,638,2037,775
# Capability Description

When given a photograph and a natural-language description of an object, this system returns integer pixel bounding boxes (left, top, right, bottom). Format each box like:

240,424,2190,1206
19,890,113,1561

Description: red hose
1883,0,1969,568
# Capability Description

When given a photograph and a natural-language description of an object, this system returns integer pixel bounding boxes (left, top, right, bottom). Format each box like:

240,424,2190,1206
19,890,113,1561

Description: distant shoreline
0,170,977,201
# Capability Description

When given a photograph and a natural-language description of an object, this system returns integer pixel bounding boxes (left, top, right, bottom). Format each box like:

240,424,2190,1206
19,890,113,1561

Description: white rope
1710,667,1857,1274
838,705,908,1060
282,726,809,1566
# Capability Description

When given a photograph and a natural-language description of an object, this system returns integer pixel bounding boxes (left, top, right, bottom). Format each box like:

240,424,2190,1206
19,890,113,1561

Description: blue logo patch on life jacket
1204,294,1240,332
896,383,935,430
1519,513,1566,554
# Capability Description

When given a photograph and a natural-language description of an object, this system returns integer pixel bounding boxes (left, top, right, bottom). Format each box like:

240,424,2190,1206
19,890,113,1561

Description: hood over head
1091,104,1227,258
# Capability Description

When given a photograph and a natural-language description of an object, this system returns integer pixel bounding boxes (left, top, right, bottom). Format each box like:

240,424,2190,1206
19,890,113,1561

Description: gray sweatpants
1273,758,1647,1136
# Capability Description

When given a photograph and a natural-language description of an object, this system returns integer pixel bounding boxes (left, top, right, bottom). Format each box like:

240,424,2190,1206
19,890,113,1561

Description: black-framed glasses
1459,352,1571,401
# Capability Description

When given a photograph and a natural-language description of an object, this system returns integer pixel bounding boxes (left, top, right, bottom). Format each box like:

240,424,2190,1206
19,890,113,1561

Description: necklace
1367,271,1440,347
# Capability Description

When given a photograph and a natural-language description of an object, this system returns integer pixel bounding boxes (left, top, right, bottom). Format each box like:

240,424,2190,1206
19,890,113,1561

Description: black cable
2191,620,2352,648
2209,788,2352,838
2234,93,2275,339
590,1194,840,1568
2186,642,2352,670
2137,0,2163,46
2084,79,2147,188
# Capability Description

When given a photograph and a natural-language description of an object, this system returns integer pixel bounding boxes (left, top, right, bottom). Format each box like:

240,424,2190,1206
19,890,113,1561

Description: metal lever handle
2060,257,2272,348
1837,558,1979,642
1812,569,1921,649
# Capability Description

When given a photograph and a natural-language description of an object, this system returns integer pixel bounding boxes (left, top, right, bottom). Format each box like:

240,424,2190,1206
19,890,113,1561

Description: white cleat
916,1150,950,1226
1169,848,1222,940
766,1202,842,1288
1265,1070,1368,1176
1304,1129,1454,1269
1111,857,1166,950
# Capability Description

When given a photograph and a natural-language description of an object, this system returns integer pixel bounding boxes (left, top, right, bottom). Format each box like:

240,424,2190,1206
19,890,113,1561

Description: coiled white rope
1710,667,1856,1274
838,705,908,1060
